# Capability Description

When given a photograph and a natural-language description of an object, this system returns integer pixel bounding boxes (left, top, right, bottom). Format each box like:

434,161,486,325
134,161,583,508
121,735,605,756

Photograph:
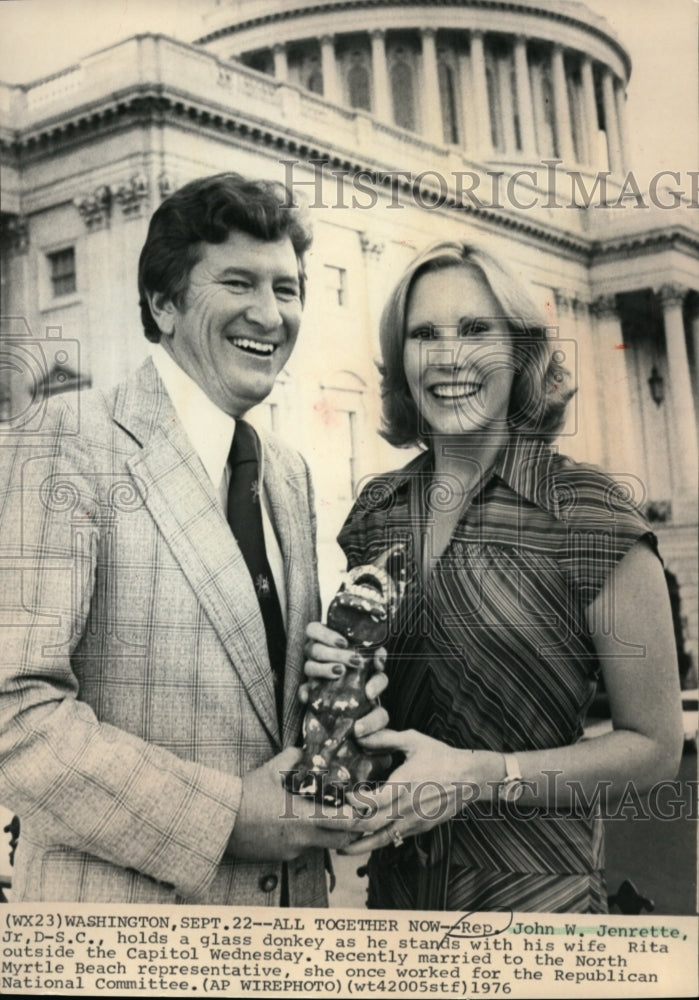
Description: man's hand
224,747,387,862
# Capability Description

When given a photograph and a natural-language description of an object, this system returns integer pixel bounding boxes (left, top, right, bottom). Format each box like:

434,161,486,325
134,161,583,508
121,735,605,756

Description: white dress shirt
152,346,287,626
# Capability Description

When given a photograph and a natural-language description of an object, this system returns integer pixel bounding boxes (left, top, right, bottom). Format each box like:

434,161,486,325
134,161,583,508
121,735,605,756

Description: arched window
288,47,324,94
391,59,416,131
438,59,459,144
348,58,371,111
244,50,273,76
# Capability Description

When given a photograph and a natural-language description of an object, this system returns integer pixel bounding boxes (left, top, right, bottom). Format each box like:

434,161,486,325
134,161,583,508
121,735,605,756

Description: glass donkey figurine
289,545,407,805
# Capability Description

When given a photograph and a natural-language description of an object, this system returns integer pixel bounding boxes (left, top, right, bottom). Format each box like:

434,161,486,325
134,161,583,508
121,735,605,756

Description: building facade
1,0,697,677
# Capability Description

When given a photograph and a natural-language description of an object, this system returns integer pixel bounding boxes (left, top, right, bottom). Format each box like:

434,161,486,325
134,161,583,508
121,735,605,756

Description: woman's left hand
338,729,502,854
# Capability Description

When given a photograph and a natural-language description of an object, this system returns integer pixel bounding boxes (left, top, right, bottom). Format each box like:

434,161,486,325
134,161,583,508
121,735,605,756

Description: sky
0,0,697,183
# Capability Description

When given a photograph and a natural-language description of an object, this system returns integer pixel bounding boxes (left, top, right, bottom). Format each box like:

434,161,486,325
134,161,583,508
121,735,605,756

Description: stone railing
25,64,84,109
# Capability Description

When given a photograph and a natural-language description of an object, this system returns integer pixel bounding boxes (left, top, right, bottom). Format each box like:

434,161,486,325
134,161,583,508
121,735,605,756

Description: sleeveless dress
338,436,657,913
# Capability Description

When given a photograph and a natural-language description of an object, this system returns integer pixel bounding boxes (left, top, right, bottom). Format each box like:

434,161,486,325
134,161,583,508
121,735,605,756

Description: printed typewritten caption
1,905,696,998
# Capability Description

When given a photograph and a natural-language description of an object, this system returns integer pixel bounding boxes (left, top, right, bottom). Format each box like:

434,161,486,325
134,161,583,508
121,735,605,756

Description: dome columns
551,44,575,163
579,55,598,167
420,28,442,143
370,29,391,121
456,47,476,151
513,35,537,156
320,34,341,104
272,43,288,82
235,20,630,172
614,78,631,175
469,30,491,154
601,66,623,175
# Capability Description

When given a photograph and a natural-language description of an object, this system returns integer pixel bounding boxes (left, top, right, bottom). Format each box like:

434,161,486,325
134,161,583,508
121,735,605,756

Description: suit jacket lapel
113,359,280,745
260,434,317,747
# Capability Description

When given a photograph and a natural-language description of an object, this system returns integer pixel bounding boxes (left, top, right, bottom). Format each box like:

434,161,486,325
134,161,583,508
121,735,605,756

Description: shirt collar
492,435,558,511
363,435,558,515
152,346,235,490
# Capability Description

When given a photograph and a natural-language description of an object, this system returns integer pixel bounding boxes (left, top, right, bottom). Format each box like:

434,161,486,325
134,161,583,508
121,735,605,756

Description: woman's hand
338,729,503,855
299,621,389,739
338,540,684,848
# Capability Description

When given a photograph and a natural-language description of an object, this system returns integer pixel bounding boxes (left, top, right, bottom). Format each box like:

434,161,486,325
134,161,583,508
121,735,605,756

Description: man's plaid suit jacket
0,358,327,905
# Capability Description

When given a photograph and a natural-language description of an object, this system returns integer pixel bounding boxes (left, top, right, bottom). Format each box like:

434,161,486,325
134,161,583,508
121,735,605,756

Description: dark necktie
227,419,286,722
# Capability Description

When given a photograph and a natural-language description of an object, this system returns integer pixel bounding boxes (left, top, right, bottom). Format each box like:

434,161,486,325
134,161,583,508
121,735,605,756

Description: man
0,173,384,905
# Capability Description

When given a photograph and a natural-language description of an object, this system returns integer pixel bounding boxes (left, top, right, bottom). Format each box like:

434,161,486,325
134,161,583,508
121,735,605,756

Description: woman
305,240,683,913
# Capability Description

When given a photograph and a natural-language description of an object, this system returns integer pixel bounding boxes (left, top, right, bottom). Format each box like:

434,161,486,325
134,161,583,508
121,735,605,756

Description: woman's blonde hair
378,240,576,447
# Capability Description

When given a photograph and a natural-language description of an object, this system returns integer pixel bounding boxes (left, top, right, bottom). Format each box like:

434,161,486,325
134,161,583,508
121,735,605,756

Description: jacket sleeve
0,399,241,901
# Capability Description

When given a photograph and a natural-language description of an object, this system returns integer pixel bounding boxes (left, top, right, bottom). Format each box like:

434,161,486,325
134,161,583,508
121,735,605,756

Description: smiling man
0,173,385,905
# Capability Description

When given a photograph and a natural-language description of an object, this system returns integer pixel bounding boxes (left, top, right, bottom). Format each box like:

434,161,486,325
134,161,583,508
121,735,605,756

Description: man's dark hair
138,172,313,342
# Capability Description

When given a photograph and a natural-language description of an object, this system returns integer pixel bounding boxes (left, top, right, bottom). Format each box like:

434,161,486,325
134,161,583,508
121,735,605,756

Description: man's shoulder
54,367,146,442
0,386,107,464
257,427,309,475
3,360,161,464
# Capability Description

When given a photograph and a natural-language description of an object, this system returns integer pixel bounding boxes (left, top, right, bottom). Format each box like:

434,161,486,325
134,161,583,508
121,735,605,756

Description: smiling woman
379,241,571,450
403,268,515,439
304,238,684,914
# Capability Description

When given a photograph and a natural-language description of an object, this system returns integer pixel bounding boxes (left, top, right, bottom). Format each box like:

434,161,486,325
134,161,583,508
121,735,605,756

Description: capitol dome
198,0,631,174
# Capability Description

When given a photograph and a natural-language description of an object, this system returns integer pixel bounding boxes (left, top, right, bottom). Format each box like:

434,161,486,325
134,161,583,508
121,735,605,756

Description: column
657,284,699,505
0,218,31,425
614,79,630,173
573,297,604,463
497,52,517,153
320,34,341,104
553,290,601,464
590,294,642,477
469,30,491,154
370,29,391,120
690,299,699,399
551,44,575,162
273,43,288,82
528,59,545,155
580,55,598,167
76,191,119,384
601,67,623,174
420,28,442,143
513,35,536,156
457,47,476,151
359,232,388,359
552,290,584,456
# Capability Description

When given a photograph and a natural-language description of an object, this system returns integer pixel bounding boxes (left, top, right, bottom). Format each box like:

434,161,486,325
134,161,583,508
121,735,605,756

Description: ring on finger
388,827,404,848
